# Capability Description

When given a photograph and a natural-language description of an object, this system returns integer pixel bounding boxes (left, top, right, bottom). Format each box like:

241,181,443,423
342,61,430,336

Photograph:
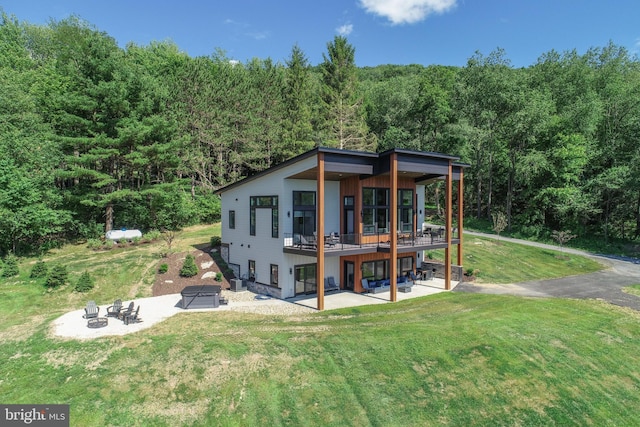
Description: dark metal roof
214,147,468,195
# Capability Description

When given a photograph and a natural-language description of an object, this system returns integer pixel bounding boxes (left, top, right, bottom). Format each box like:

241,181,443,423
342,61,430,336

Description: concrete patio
51,279,449,340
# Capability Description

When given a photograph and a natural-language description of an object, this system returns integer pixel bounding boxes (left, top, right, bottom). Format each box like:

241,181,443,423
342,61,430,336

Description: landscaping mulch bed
151,247,230,296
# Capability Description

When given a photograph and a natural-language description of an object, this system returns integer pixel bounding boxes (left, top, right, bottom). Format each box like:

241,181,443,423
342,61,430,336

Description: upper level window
293,191,316,238
362,187,389,235
250,196,278,237
398,189,414,232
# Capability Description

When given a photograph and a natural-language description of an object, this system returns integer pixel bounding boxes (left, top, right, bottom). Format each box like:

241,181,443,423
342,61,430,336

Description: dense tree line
1,13,640,255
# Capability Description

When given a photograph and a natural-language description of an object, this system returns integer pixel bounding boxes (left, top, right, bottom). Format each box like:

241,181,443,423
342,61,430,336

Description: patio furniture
325,276,340,292
87,317,108,328
118,301,134,321
296,234,316,249
361,278,389,294
106,299,122,317
398,275,414,293
82,301,99,319
409,271,419,283
123,305,140,325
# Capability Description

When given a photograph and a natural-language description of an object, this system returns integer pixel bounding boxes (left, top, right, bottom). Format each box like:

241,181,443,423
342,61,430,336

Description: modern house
216,147,467,310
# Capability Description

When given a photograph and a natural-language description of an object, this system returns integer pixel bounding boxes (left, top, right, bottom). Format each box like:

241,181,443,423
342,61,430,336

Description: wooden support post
317,152,325,311
390,153,398,302
445,161,452,290
457,168,464,266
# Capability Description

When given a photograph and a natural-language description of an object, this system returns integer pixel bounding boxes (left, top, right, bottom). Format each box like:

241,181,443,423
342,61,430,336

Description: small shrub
103,240,115,250
45,265,69,288
1,253,19,277
215,272,223,282
145,229,162,242
180,254,198,277
131,236,141,245
158,263,169,274
75,271,95,292
30,260,48,278
465,267,475,276
87,239,103,250
118,237,128,246
210,236,222,247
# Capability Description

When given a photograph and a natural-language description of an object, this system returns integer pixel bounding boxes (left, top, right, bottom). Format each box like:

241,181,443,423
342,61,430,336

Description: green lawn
426,234,603,283
1,225,639,426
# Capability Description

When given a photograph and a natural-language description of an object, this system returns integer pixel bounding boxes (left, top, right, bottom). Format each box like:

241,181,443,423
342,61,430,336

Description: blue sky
2,0,639,67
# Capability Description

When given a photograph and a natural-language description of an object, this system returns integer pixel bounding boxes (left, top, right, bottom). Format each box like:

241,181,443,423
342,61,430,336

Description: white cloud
246,31,270,40
337,23,354,36
359,0,457,25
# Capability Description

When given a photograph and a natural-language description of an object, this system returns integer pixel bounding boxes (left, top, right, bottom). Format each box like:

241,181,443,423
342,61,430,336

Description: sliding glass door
294,264,317,295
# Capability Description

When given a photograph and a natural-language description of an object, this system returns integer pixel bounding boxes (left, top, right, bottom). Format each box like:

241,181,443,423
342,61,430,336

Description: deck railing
283,229,454,252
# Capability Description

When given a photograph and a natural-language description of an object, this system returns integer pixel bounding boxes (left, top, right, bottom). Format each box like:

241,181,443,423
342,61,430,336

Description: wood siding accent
341,175,416,246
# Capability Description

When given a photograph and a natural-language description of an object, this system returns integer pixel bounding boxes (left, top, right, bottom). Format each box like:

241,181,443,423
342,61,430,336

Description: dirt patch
152,247,230,296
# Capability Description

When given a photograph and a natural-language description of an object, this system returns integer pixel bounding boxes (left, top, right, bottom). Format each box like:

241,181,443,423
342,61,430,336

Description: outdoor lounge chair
409,271,419,284
325,276,340,292
106,299,122,317
118,301,134,321
123,305,140,325
82,300,99,319
297,234,316,249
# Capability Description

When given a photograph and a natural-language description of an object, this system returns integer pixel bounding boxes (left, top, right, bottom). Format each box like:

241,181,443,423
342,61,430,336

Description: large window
361,259,389,281
397,189,414,232
229,210,236,229
362,188,389,235
293,191,315,238
397,256,414,276
250,196,278,237
362,257,413,281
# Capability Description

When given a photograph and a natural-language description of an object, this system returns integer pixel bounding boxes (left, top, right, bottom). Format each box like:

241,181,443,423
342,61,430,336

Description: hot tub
180,285,221,309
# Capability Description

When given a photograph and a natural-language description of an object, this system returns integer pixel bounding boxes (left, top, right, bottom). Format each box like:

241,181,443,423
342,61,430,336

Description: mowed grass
1,225,639,426
427,234,603,283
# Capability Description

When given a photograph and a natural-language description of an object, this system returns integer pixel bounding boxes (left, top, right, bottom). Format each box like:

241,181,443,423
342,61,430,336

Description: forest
1,12,640,255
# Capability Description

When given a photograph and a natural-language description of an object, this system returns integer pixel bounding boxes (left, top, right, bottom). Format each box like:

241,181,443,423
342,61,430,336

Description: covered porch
289,278,450,311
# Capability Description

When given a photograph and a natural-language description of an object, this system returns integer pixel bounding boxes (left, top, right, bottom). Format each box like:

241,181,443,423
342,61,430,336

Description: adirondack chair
118,301,134,321
82,301,99,319
123,305,140,325
106,299,122,317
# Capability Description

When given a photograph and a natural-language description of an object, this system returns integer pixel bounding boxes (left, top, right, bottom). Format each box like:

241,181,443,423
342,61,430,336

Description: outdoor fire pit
180,285,221,309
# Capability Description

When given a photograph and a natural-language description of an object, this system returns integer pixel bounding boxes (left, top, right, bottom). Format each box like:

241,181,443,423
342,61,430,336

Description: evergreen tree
1,252,19,277
74,271,95,292
30,259,48,278
281,44,315,160
45,265,68,288
320,36,374,151
179,254,198,277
